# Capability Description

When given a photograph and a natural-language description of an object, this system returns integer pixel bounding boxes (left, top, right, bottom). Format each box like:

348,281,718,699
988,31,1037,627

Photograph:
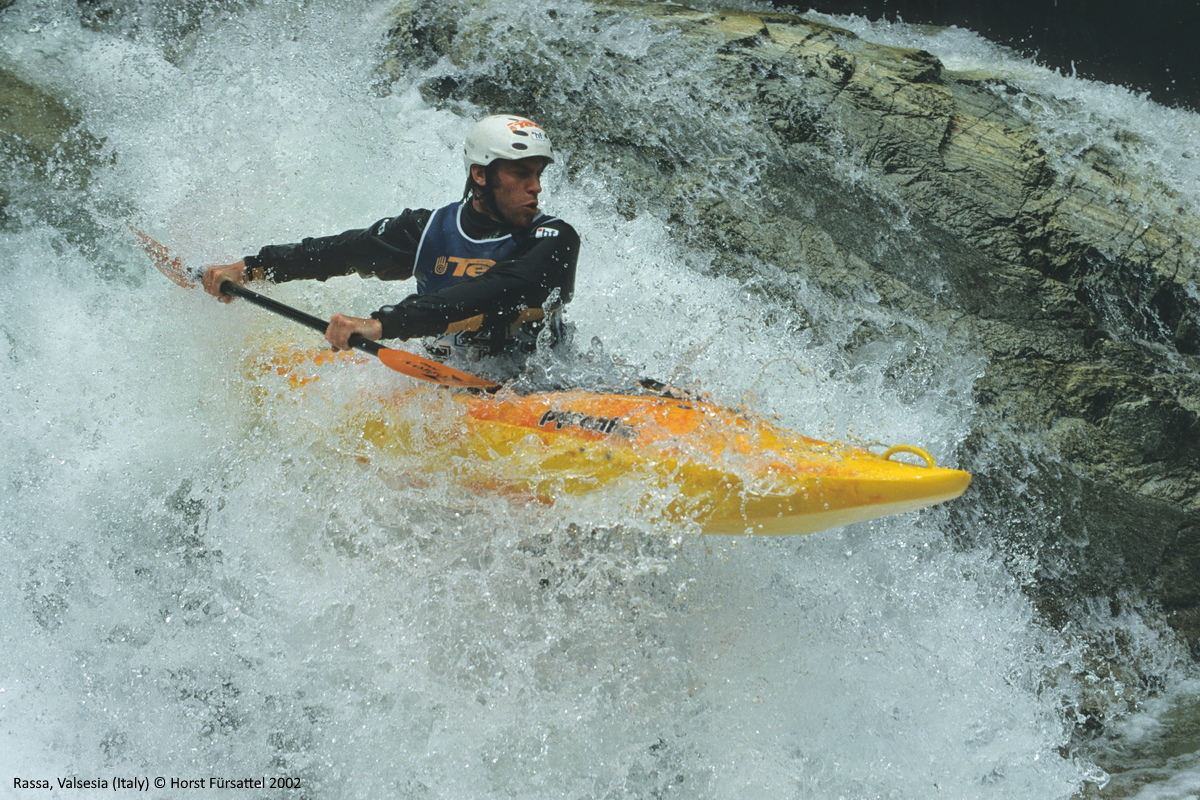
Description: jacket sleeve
245,209,432,283
372,219,580,341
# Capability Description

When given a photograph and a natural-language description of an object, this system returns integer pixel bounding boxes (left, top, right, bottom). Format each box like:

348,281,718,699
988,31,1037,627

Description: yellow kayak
256,346,971,535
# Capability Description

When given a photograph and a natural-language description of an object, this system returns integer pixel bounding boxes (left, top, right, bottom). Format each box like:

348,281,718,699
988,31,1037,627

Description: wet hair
462,162,502,202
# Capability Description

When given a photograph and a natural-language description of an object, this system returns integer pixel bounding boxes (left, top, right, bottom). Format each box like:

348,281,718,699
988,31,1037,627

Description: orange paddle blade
128,225,196,288
377,347,499,390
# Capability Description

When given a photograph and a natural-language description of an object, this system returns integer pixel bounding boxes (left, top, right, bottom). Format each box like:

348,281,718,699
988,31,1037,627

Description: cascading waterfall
2,1,1197,797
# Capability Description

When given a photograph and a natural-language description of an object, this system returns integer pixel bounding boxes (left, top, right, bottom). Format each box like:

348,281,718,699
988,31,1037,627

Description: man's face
472,156,548,227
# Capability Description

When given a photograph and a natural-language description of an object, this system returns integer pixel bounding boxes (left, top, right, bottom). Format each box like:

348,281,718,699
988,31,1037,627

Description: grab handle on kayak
882,445,936,468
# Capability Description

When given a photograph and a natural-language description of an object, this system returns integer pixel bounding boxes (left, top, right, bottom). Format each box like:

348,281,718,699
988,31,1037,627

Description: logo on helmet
507,119,543,132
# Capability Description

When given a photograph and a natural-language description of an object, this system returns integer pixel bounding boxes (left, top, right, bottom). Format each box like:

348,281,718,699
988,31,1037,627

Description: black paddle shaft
222,281,383,357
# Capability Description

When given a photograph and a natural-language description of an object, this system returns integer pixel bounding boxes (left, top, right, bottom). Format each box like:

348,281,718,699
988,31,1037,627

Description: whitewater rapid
2,0,1197,797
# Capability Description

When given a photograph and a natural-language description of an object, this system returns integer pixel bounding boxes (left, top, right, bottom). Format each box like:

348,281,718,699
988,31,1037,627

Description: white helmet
463,115,554,171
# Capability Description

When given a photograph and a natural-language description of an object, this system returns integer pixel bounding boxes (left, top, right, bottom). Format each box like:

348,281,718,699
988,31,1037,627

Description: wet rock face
1,66,102,230
381,1,1200,646
2,69,77,208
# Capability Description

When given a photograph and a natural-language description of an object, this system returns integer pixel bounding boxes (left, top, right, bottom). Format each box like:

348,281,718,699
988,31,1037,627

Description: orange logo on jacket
434,256,495,277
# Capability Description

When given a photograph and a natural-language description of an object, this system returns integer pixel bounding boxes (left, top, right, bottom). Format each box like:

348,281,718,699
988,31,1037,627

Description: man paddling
201,115,578,367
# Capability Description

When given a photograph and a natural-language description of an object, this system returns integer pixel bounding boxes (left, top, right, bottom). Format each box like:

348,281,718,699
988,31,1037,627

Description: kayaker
200,114,579,364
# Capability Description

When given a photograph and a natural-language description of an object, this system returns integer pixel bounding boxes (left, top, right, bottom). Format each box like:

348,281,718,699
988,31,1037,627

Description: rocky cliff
381,0,1200,652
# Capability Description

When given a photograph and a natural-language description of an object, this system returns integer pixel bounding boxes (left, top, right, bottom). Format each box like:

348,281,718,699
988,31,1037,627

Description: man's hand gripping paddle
129,226,500,391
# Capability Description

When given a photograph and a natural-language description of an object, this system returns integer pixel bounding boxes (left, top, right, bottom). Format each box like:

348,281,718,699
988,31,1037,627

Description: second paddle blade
376,347,499,390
